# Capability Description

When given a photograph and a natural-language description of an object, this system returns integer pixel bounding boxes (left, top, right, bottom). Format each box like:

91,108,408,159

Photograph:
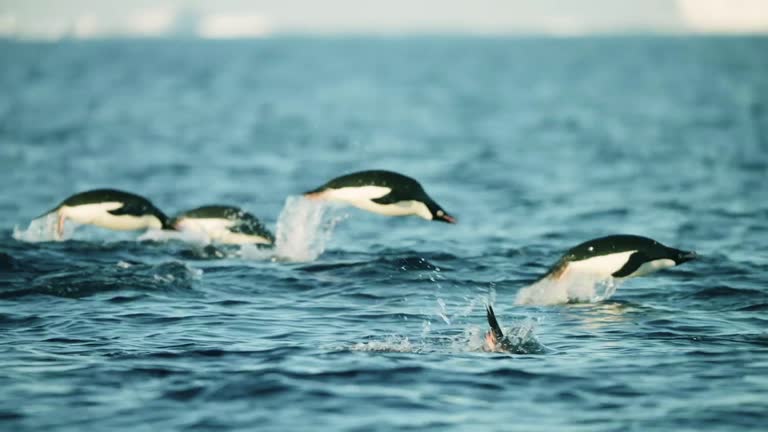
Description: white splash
515,272,622,305
349,335,418,353
14,213,197,244
461,325,492,352
453,316,542,354
13,213,72,242
435,298,451,325
242,195,343,263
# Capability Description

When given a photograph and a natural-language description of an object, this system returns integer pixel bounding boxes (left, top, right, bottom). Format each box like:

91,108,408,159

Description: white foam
13,213,72,242
460,325,492,352
349,335,418,353
14,213,190,244
452,316,542,353
241,195,343,263
515,272,622,305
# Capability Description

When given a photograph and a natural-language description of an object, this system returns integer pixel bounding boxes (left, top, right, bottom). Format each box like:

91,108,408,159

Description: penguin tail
486,305,504,342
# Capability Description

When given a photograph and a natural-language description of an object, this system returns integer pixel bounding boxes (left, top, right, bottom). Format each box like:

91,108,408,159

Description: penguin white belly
175,217,234,234
566,251,636,278
175,217,271,245
321,186,391,202
60,203,161,231
319,186,431,218
350,199,430,218
626,258,675,278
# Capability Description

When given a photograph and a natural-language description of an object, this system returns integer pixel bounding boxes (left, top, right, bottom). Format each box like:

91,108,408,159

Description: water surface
1,36,767,431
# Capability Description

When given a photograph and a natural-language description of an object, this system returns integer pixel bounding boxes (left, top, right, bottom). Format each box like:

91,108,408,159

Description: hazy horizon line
2,29,767,42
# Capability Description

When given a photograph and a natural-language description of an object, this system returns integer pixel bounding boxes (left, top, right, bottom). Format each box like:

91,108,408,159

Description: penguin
484,305,509,352
483,306,544,353
169,205,274,245
544,234,697,281
38,189,173,238
304,170,456,223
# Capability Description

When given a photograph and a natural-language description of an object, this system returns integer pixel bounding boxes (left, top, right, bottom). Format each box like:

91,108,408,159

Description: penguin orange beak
437,213,456,224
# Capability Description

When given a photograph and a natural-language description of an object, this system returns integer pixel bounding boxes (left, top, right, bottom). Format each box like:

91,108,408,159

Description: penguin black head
157,210,175,231
115,197,173,230
671,249,698,265
626,241,698,268
425,200,456,224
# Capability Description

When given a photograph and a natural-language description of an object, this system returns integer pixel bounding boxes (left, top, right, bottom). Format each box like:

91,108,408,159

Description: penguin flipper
107,201,147,217
371,190,407,205
230,221,275,243
612,252,648,278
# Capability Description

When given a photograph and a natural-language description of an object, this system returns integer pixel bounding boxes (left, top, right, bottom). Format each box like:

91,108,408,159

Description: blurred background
1,0,768,39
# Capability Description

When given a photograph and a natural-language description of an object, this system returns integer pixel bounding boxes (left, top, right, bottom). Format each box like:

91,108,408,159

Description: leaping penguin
304,170,456,223
169,205,275,245
39,189,173,238
544,234,697,281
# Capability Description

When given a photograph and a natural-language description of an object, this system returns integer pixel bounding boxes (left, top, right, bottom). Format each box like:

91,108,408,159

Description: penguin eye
437,210,444,216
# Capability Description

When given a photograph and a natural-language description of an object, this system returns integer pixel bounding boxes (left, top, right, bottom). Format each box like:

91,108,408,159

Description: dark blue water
1,36,767,431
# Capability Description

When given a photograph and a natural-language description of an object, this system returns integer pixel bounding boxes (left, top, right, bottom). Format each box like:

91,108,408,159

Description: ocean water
1,36,767,431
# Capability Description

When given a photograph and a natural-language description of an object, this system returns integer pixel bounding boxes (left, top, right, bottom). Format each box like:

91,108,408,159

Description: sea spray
13,212,70,242
515,272,622,305
242,195,343,262
349,335,419,353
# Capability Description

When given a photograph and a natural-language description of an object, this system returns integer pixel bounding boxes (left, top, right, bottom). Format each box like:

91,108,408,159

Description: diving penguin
484,305,510,352
39,189,173,239
543,234,697,281
170,205,275,245
483,305,545,354
304,170,456,223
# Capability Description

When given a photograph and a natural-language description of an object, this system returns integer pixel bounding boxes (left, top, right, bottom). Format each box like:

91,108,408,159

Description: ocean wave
0,260,203,299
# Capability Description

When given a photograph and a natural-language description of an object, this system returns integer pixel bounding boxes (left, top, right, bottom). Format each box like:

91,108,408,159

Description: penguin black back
53,189,172,229
305,170,429,199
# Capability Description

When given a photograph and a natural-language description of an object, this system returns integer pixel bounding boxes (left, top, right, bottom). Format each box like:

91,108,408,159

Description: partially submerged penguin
483,305,545,354
170,205,274,245
544,234,697,281
304,170,456,223
39,189,173,238
484,305,509,352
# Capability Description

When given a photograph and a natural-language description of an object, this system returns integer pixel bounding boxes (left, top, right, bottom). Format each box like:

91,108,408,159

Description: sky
0,0,767,39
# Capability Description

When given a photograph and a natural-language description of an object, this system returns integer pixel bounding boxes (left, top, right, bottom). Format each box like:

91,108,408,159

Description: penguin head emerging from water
545,234,697,281
42,189,173,239
304,170,456,223
169,205,274,246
